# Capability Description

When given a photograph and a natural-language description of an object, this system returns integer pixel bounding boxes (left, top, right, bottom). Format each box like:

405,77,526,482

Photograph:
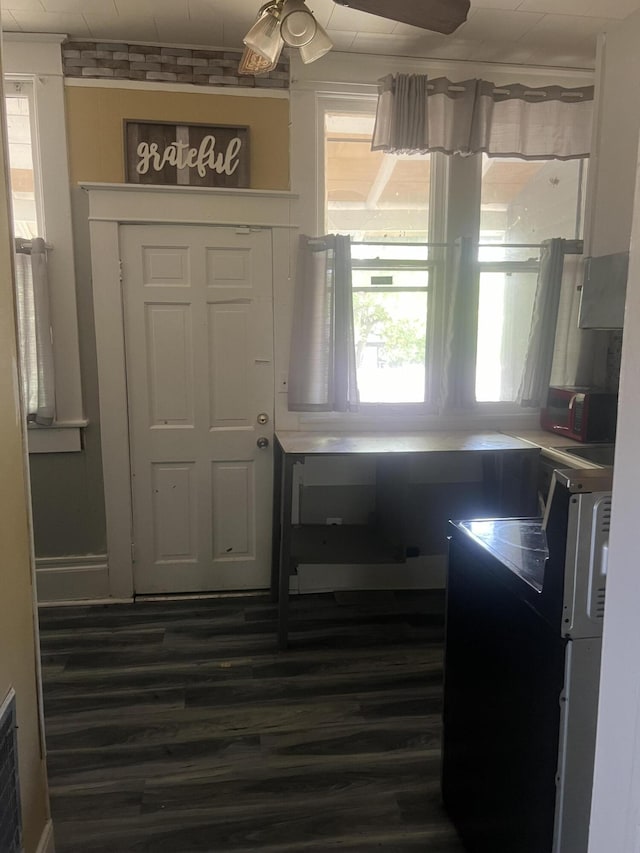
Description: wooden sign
124,120,250,188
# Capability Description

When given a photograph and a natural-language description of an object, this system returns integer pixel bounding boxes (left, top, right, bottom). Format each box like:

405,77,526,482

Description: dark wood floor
38,591,466,852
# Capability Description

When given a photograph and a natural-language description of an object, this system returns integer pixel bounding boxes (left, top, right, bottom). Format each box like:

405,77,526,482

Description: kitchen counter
277,429,610,468
273,430,540,648
276,430,538,455
502,429,609,469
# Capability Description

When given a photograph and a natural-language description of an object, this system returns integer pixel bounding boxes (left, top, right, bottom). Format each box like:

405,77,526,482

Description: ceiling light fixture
239,0,332,75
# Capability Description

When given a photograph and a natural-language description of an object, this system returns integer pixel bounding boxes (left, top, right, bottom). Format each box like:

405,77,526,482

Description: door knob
257,412,269,425
257,437,269,449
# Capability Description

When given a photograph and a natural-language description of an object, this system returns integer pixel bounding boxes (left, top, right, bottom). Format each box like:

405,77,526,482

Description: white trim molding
36,554,109,602
290,50,595,91
83,183,299,599
27,425,85,454
65,78,289,99
35,819,55,853
2,33,66,73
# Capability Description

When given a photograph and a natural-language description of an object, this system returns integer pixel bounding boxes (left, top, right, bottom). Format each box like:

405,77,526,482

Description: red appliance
540,386,618,442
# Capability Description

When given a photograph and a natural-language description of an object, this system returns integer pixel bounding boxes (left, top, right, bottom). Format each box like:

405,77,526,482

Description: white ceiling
2,0,640,68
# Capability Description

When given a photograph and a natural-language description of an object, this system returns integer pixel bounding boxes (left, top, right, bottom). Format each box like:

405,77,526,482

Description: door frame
84,183,298,599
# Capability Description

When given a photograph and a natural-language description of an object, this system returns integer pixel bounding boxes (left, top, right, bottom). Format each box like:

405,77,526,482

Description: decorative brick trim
62,39,289,89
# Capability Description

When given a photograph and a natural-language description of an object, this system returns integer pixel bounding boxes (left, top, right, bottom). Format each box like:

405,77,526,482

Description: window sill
297,406,541,433
27,422,87,454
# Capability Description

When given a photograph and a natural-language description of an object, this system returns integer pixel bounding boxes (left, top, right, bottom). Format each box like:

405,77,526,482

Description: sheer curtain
288,234,359,412
518,239,566,407
440,236,478,411
14,238,56,424
372,74,594,159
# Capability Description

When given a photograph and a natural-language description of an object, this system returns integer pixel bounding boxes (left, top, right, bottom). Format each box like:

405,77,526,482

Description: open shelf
291,524,404,565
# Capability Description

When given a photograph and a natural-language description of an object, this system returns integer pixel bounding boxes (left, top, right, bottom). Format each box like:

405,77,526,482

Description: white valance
372,74,594,160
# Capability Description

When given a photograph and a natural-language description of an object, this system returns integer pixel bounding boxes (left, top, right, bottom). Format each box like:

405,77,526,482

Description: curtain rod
350,239,583,253
424,84,587,98
350,240,540,247
14,237,53,254
351,240,448,247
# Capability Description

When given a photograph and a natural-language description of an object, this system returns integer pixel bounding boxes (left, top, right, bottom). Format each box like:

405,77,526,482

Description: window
325,109,440,405
351,243,431,403
476,251,539,402
4,82,42,239
476,156,587,402
325,111,430,241
323,105,587,411
3,35,85,450
479,156,587,245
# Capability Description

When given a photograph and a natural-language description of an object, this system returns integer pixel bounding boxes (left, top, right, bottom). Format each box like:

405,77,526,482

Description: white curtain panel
14,238,56,424
288,234,359,412
550,253,610,389
518,238,565,408
439,236,479,411
372,74,594,160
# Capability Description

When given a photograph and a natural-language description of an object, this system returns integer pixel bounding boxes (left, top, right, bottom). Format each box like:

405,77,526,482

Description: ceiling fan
240,0,470,74
333,0,470,36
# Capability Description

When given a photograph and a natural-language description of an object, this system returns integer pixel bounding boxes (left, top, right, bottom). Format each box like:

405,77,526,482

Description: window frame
319,95,447,414
318,96,589,418
475,259,541,404
350,244,439,408
3,35,86,452
289,56,593,432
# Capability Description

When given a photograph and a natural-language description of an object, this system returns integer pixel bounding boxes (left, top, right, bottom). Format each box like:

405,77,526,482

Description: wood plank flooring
38,591,465,852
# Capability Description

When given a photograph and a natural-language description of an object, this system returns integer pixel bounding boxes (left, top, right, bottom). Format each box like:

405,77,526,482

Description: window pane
325,111,432,405
5,95,39,239
353,290,427,403
480,155,587,244
325,111,430,241
476,270,538,402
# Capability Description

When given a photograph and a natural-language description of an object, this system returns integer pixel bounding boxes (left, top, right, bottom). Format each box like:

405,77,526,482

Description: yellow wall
65,86,290,189
0,45,50,853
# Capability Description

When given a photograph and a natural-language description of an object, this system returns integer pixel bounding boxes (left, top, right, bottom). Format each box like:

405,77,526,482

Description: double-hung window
476,156,587,403
323,104,587,413
3,35,84,451
324,107,444,408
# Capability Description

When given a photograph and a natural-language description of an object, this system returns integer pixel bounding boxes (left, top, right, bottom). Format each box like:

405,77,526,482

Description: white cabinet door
121,224,274,594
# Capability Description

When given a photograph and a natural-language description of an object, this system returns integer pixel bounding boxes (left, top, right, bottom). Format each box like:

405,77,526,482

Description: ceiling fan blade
332,0,470,34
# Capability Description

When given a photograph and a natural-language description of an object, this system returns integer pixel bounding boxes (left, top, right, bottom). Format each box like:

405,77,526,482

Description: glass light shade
299,21,333,63
280,0,316,47
238,45,279,75
243,7,285,65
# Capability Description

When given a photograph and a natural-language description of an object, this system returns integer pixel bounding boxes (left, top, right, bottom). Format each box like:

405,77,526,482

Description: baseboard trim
35,554,109,602
38,597,134,608
35,819,55,853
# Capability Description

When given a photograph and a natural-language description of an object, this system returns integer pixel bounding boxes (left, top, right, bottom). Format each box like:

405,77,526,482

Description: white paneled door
121,225,274,594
